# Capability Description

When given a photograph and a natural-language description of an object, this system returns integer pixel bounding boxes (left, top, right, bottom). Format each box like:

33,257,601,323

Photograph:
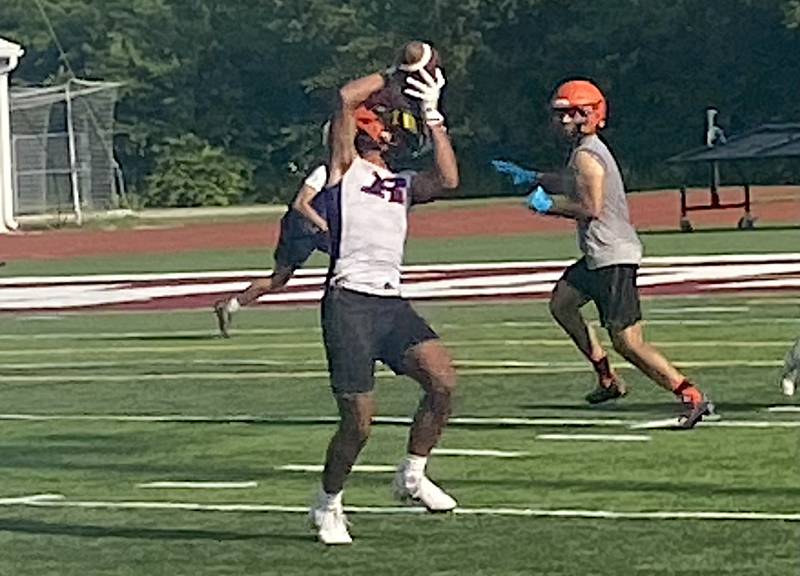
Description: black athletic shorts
560,257,642,332
321,287,439,395
273,210,329,272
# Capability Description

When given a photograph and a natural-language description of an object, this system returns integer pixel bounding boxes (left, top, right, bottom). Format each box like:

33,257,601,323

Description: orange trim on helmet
355,105,386,142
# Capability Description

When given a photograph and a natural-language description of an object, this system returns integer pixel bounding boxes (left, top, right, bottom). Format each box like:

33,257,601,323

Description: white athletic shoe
781,375,796,397
309,506,352,545
393,468,457,512
781,339,800,396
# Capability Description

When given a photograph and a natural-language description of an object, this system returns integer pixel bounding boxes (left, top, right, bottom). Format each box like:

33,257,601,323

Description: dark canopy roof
667,123,800,163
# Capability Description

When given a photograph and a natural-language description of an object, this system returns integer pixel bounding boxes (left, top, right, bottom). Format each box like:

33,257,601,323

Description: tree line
3,0,800,206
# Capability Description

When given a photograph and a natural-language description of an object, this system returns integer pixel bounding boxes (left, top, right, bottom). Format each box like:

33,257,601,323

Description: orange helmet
551,80,607,131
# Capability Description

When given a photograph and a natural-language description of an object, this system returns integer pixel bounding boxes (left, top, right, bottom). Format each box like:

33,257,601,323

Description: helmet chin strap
399,43,432,73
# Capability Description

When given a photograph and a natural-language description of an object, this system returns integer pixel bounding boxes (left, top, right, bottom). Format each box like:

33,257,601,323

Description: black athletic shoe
678,397,715,429
214,300,232,338
585,377,628,405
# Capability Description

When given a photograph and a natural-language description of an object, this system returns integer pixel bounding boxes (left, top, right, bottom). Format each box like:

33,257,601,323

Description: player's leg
549,259,626,403
214,266,293,337
310,287,378,544
403,340,456,457
310,391,374,545
214,211,321,337
780,337,800,396
381,302,457,511
600,266,712,428
322,393,376,495
233,266,294,307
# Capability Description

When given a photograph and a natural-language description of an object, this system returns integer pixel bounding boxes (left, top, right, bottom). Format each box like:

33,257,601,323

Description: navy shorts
273,210,329,272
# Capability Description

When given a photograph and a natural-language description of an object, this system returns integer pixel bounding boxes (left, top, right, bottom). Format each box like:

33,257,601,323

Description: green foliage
3,0,800,203
785,1,800,26
143,134,252,207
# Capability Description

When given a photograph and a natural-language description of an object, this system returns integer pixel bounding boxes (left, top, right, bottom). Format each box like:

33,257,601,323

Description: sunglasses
551,106,590,123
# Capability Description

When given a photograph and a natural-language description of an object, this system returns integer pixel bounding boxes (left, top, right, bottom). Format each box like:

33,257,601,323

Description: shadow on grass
446,476,800,499
0,518,312,542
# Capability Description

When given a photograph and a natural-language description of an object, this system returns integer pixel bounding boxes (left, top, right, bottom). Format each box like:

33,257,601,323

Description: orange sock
673,380,702,404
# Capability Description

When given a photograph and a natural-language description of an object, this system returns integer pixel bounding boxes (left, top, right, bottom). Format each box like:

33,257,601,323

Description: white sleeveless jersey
326,156,414,297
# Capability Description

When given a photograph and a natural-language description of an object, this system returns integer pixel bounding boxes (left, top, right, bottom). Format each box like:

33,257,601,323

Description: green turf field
1,297,798,575
6,226,800,276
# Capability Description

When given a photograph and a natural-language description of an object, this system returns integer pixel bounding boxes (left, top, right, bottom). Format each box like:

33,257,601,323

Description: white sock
318,487,343,511
226,298,241,313
402,454,427,482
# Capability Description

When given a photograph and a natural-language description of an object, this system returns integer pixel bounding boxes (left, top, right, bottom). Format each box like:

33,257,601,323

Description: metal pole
65,79,83,225
0,71,17,231
0,72,11,232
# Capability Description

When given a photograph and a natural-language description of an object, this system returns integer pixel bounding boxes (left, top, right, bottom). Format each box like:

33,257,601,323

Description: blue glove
491,160,539,186
527,186,554,213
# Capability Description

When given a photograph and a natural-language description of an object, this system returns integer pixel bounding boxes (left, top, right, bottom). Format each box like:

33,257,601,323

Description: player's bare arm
536,170,577,197
292,183,328,232
572,150,605,217
410,123,459,204
545,150,604,221
329,72,386,185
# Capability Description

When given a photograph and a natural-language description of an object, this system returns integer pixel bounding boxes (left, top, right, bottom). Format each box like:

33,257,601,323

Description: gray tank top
569,135,642,269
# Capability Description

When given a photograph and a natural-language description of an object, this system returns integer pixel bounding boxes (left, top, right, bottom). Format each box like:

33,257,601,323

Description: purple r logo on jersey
361,173,408,205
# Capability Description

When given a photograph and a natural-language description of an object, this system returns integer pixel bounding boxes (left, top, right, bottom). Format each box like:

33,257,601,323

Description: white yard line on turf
137,481,258,489
0,414,626,426
746,298,800,305
0,328,321,340
1,413,797,429
5,316,800,341
0,361,786,383
431,448,529,457
0,359,786,374
629,419,800,430
0,343,322,356
0,339,792,358
767,406,800,413
648,306,750,314
536,434,651,442
0,494,64,505
4,494,798,522
0,359,318,370
0,367,599,384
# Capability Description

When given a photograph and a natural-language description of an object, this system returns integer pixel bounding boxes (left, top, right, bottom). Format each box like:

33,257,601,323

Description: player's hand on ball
404,67,446,127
